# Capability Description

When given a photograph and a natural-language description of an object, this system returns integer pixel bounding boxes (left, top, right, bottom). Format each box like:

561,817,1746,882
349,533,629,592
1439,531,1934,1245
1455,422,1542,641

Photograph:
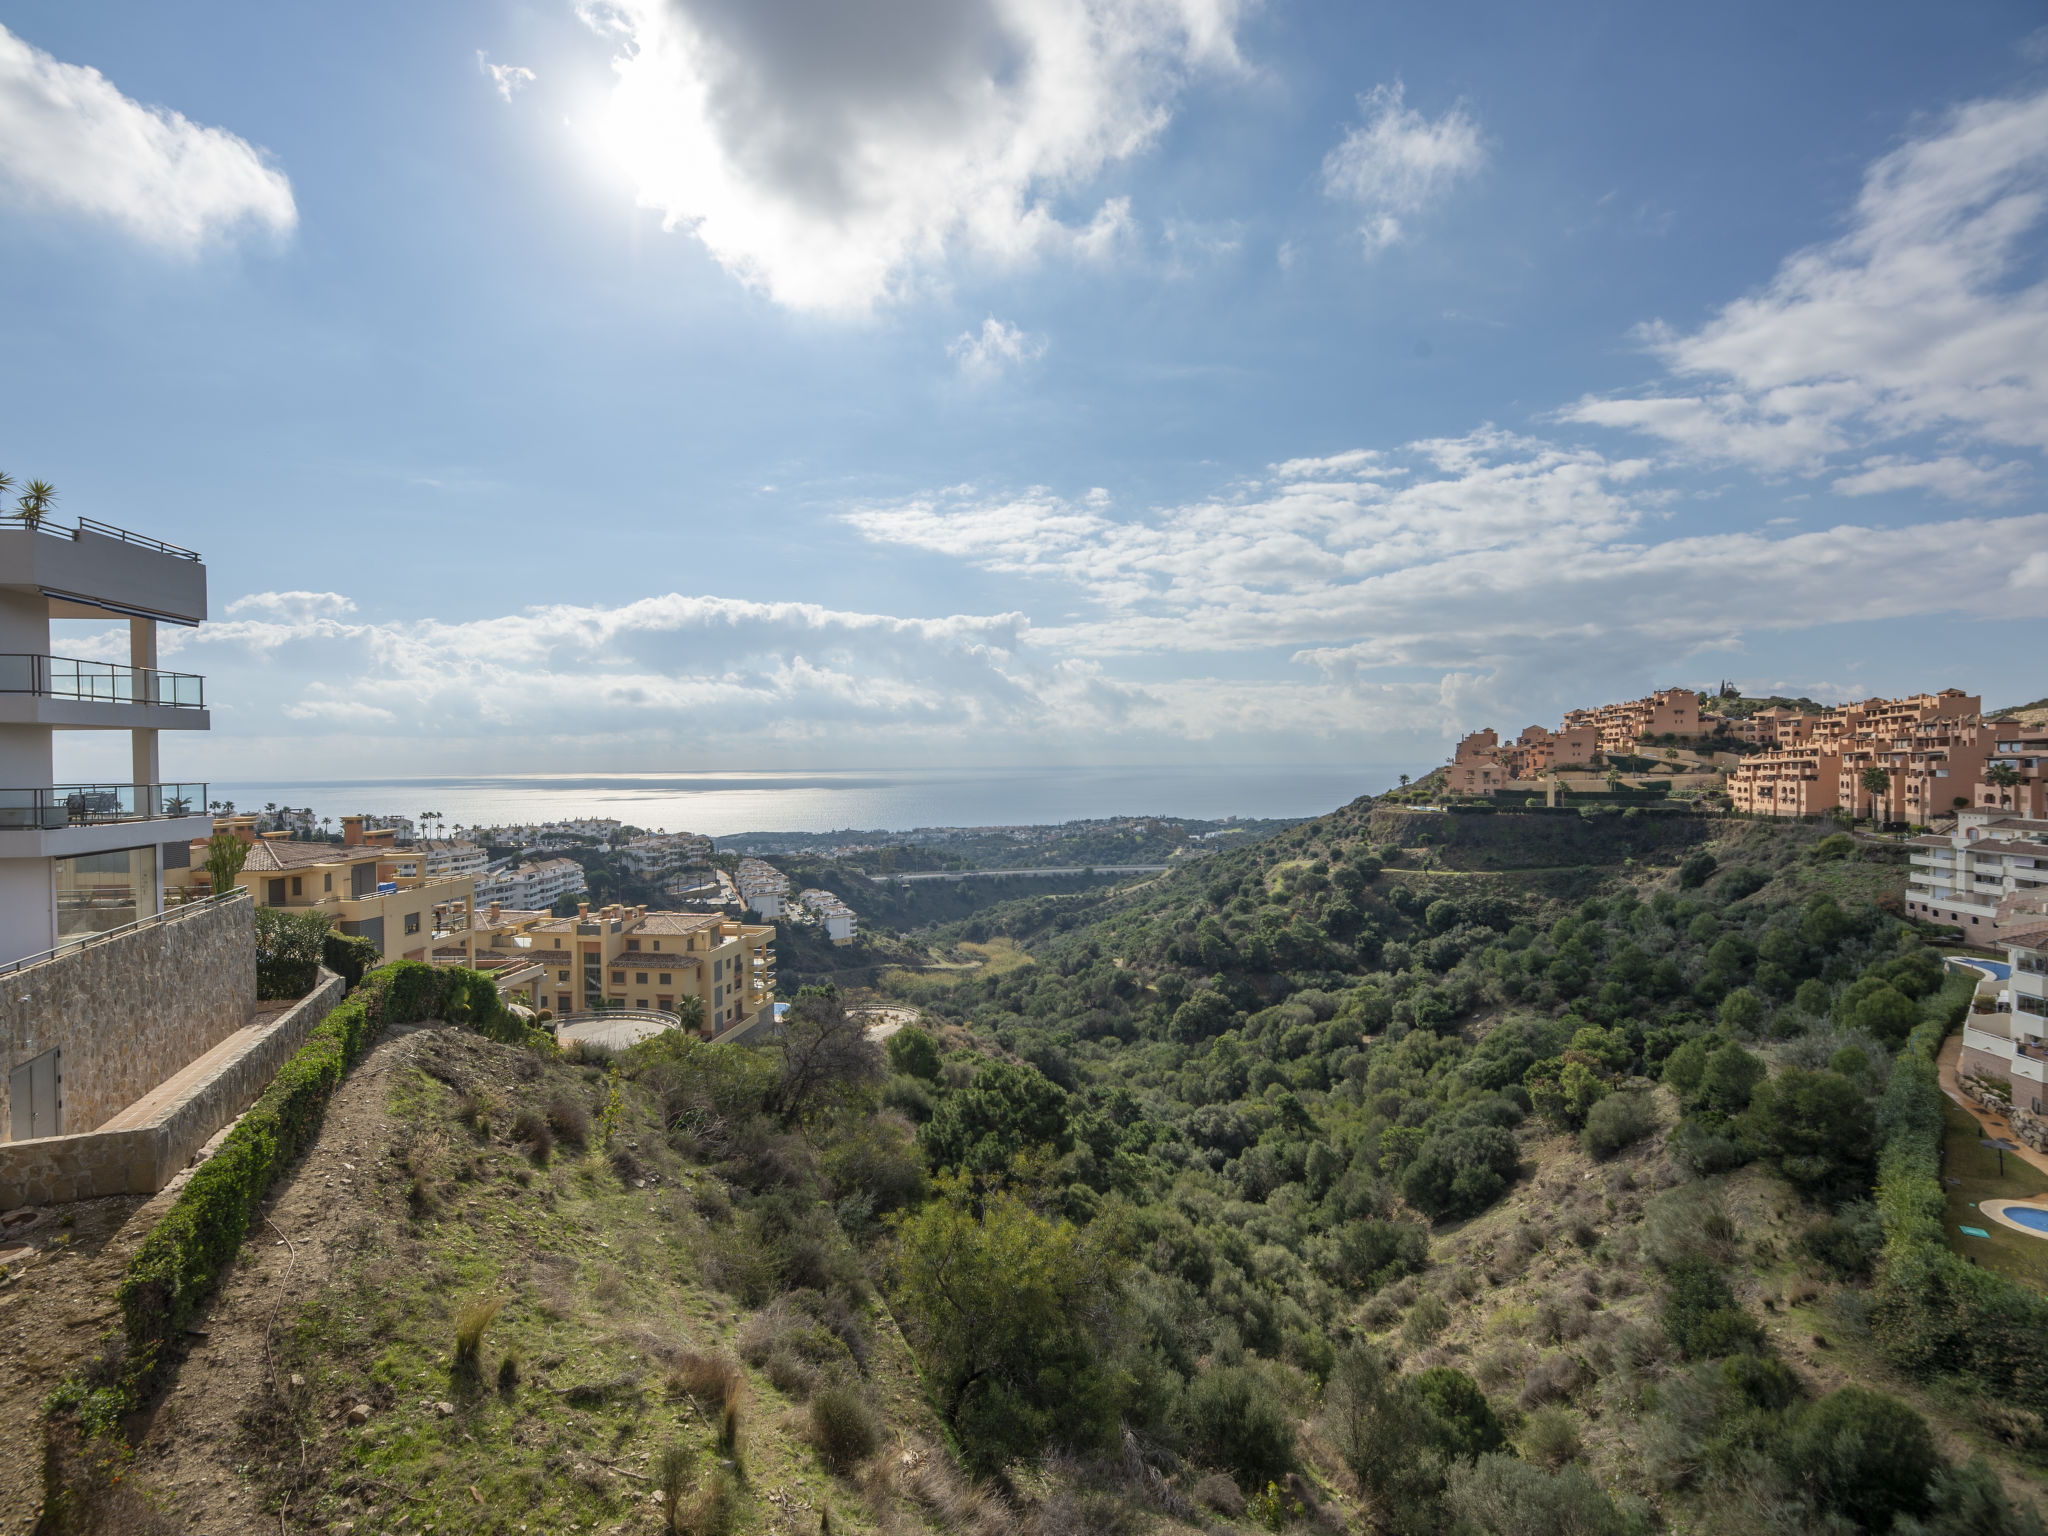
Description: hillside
32,797,2048,1536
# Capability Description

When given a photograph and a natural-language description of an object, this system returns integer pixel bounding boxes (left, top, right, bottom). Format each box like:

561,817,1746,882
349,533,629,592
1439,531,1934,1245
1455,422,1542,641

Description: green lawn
1939,1099,2048,1290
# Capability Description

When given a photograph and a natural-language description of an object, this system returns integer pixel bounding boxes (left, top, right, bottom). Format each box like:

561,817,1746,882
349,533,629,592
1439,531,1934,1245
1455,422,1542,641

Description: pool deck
1937,1033,2048,1180
1980,1198,2048,1238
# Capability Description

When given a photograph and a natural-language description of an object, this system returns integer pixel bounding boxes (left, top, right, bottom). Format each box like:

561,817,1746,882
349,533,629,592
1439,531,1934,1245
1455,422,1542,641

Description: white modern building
385,839,490,882
736,857,789,918
1905,809,2048,937
0,513,214,966
1957,928,2048,1124
620,831,713,878
475,855,586,911
800,888,858,944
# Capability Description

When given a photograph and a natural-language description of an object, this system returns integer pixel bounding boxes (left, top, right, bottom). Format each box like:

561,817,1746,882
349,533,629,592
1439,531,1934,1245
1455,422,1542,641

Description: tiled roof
1998,925,2048,952
240,840,378,872
636,911,721,935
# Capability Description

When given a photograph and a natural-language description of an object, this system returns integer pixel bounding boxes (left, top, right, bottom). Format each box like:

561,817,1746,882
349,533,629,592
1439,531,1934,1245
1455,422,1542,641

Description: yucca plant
16,480,55,528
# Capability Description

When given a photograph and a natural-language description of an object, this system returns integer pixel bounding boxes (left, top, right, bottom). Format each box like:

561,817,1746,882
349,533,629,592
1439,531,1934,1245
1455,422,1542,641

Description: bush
1180,1365,1296,1488
807,1380,881,1473
321,930,381,990
546,1096,591,1144
1782,1387,1940,1531
511,1108,553,1163
1519,1407,1582,1469
1401,1124,1521,1220
453,1297,501,1374
1799,1202,1882,1279
1661,1258,1761,1359
884,1026,942,1081
1445,1454,1645,1536
1743,1067,1875,1200
1678,851,1717,889
1582,1091,1656,1159
254,906,330,999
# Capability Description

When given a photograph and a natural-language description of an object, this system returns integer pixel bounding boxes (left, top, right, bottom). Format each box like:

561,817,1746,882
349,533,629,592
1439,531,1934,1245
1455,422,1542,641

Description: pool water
2008,1206,2048,1233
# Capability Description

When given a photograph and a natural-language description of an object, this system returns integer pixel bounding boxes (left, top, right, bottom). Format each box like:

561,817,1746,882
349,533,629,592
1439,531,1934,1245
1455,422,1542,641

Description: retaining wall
0,969,343,1206
1,894,256,1137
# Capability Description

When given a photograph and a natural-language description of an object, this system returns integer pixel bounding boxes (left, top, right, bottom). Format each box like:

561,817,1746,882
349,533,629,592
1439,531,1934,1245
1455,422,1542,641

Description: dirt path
1936,1033,2048,1180
116,1021,445,1534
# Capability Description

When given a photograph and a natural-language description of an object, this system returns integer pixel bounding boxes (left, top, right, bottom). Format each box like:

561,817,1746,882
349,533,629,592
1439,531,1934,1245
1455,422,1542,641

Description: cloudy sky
2,2,2045,785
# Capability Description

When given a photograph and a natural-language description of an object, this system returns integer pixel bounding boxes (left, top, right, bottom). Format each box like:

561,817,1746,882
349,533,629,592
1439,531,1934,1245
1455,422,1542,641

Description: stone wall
0,893,255,1138
0,969,341,1206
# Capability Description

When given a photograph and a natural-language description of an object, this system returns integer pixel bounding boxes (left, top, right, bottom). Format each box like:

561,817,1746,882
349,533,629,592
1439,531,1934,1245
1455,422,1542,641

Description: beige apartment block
1728,744,1846,818
1731,708,1818,748
1838,715,1994,826
471,900,775,1035
1564,688,1703,754
1972,726,2048,820
169,831,477,965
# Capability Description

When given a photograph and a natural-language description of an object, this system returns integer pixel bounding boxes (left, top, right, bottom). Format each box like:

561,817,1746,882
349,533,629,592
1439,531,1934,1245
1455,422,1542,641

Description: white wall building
1905,809,2048,937
0,513,215,966
475,856,587,911
800,888,858,944
621,831,713,878
736,856,789,918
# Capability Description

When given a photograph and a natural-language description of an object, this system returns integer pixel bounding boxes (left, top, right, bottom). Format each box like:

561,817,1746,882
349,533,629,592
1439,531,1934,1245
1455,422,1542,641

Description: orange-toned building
1972,726,2048,820
1728,744,1845,817
1564,688,1703,754
1730,689,1986,821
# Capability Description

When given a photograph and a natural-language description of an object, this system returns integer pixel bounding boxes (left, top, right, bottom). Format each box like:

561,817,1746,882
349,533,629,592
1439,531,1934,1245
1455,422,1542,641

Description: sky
1,1,2045,787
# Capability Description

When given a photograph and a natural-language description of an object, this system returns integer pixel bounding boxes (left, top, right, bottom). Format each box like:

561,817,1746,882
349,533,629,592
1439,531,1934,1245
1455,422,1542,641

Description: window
291,876,303,897
636,999,648,1009
404,911,420,935
324,873,333,892
558,970,570,982
658,973,670,985
652,940,662,951
612,970,625,984
267,878,287,905
626,939,640,951
635,972,648,985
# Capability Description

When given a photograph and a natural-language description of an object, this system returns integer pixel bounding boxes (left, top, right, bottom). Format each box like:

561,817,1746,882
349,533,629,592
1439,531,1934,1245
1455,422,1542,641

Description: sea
206,764,1425,839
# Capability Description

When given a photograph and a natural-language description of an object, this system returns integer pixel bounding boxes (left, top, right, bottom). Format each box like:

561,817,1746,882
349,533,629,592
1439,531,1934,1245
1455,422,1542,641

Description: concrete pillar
128,618,158,787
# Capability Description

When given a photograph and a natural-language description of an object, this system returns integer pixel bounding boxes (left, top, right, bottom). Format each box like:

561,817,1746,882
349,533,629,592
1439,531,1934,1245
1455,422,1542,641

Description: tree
1400,1123,1520,1219
1181,1365,1296,1489
1783,1387,1940,1531
203,832,249,898
1698,1042,1767,1115
890,1182,1118,1472
884,1025,942,1082
1743,1067,1875,1198
15,479,55,528
768,984,881,1123
917,1059,1071,1175
1860,765,1891,823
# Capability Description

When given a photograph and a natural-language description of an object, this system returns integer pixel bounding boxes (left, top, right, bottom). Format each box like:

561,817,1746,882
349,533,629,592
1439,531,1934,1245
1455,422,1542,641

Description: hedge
1870,972,2048,1410
321,930,381,990
111,959,549,1401
254,907,331,999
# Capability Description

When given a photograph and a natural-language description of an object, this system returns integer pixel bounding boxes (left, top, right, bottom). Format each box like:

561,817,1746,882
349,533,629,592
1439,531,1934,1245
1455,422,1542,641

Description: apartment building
619,831,712,878
1836,714,1993,827
1956,927,2048,1121
1729,709,1817,749
383,839,490,882
800,888,858,944
1729,689,1985,822
1972,725,2048,820
1564,688,1702,754
0,512,216,965
1905,810,2048,936
736,856,790,918
471,900,775,1034
1445,729,1514,795
474,856,586,911
170,832,479,964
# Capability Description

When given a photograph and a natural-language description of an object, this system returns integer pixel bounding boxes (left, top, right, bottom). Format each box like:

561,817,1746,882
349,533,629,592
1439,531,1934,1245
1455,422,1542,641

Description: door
8,1048,61,1141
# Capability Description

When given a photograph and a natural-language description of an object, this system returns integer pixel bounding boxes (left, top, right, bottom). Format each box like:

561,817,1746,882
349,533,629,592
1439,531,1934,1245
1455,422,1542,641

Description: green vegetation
253,904,331,998
1937,1100,2048,1286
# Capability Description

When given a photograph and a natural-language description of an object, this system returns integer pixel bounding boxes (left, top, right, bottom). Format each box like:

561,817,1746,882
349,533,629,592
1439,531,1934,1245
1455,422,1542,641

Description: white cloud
1321,81,1485,254
1829,454,2028,503
0,23,294,249
575,0,1243,310
1568,88,2048,490
225,591,359,621
478,52,537,102
948,316,1048,379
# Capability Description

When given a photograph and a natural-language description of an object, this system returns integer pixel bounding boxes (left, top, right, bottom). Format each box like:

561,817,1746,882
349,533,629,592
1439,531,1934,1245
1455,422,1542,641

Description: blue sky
2,1,2045,784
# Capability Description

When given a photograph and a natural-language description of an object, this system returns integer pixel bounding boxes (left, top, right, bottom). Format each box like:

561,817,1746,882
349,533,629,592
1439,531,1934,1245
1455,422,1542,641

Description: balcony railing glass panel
0,782,208,829
0,654,204,708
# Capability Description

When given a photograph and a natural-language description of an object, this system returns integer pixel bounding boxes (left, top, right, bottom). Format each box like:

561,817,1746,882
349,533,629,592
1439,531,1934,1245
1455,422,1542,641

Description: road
868,864,1178,883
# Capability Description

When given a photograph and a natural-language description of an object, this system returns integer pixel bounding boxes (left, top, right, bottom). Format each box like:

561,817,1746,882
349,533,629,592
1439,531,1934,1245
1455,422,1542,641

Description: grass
224,1051,925,1535
1939,1099,2048,1290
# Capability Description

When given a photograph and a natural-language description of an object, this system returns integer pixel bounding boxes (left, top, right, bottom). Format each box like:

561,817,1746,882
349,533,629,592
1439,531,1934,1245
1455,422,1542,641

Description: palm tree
0,472,12,504
16,480,56,529
1986,762,2022,809
1859,766,1891,824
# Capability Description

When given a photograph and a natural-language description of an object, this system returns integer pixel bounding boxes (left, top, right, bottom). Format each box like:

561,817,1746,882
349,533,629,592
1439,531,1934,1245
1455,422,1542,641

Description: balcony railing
0,511,201,561
0,782,207,829
0,653,204,708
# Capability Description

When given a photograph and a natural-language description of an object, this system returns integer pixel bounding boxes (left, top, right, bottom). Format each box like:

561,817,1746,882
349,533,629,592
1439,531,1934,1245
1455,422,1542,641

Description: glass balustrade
0,654,204,708
0,783,209,829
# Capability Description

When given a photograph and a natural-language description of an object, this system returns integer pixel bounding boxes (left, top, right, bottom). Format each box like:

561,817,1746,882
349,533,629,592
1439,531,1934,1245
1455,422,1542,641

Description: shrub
807,1380,881,1473
1332,1217,1428,1291
885,1026,942,1081
321,931,381,990
1678,851,1717,888
667,1351,743,1408
1445,1454,1644,1536
453,1297,502,1374
1743,1067,1875,1199
1799,1202,1882,1279
511,1108,553,1163
1661,1258,1761,1360
1782,1387,1940,1531
656,1440,697,1534
1582,1092,1656,1159
1400,1123,1521,1220
1181,1365,1296,1488
254,906,329,999
1402,1290,1450,1345
1519,1406,1582,1469
1410,1367,1506,1460
546,1096,591,1144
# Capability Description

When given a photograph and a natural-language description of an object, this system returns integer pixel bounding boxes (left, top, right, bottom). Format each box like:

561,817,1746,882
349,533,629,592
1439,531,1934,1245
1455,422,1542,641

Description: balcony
0,653,204,708
0,782,207,829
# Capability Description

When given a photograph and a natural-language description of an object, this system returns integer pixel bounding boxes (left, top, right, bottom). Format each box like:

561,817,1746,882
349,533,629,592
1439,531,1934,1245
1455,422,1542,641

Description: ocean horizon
205,763,1428,839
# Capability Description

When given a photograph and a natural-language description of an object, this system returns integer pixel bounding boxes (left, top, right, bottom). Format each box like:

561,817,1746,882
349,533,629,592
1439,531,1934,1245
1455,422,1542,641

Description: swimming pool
2007,1206,2048,1233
